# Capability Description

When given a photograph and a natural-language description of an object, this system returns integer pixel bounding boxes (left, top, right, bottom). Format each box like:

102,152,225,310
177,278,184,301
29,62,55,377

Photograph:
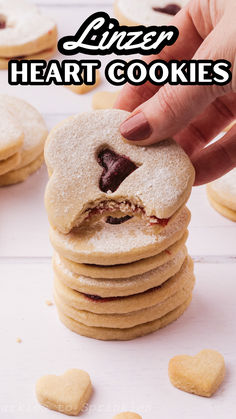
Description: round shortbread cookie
44,109,195,234
54,277,194,329
53,245,187,297
0,151,20,175
0,152,44,186
92,90,121,110
0,0,57,58
56,230,188,279
57,296,192,340
114,0,187,26
207,169,236,211
207,190,236,222
0,46,56,70
0,95,48,170
0,106,23,159
54,256,194,314
49,206,191,265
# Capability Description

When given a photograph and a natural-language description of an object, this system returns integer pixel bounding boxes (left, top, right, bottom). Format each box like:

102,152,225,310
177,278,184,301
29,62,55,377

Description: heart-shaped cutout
152,4,181,15
98,148,138,193
36,368,92,415
168,349,225,397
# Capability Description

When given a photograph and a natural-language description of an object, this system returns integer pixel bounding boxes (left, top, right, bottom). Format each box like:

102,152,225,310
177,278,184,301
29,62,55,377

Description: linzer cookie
45,110,194,234
0,0,57,69
0,95,47,186
207,169,236,222
114,0,187,26
44,109,195,340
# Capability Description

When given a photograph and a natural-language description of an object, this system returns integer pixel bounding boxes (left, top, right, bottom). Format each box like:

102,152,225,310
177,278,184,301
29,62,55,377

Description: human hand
115,0,236,185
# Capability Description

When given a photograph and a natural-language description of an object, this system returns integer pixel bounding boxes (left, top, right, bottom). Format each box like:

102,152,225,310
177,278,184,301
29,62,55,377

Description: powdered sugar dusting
45,110,194,233
54,246,187,295
0,0,55,47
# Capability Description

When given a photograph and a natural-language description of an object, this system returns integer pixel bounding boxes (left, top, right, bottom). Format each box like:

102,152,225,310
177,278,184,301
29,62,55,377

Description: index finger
114,1,204,111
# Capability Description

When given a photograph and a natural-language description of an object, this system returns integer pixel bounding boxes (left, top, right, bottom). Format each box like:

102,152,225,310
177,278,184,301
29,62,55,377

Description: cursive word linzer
58,12,179,56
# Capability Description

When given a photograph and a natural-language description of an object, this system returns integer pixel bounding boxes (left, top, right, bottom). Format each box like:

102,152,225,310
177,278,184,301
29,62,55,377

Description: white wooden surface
0,1,236,418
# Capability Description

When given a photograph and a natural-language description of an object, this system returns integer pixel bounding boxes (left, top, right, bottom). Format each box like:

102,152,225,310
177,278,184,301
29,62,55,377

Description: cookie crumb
45,300,53,306
16,338,22,343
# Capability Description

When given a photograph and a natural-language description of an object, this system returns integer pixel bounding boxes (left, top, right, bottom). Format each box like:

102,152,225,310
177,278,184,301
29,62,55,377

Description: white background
0,1,236,418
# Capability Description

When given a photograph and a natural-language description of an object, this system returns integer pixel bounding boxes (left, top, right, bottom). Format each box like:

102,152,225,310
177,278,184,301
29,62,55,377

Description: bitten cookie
36,369,92,416
114,0,187,26
207,169,236,222
0,0,57,65
45,109,195,235
168,349,225,397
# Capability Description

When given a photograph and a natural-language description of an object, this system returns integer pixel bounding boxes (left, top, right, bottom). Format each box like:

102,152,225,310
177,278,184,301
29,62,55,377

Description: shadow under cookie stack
45,110,196,341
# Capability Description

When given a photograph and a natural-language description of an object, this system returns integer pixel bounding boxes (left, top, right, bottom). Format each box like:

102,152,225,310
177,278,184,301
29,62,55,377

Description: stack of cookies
207,169,236,222
0,0,57,69
0,95,48,186
44,110,195,340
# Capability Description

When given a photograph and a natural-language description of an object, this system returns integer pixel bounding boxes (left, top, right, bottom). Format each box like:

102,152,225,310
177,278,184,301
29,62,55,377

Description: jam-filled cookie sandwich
0,0,57,69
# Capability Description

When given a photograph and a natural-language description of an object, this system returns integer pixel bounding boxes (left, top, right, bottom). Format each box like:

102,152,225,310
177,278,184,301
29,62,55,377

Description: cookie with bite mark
44,109,195,236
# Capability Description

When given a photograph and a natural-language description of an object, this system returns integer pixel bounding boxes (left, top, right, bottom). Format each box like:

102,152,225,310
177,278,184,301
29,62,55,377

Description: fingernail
120,111,152,141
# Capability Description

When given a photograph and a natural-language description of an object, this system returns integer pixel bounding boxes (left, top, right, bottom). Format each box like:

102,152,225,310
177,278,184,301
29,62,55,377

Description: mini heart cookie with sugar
36,368,92,416
168,349,225,397
113,413,142,419
45,109,195,234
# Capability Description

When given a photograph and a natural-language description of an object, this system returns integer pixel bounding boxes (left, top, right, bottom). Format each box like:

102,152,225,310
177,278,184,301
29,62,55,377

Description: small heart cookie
168,349,225,397
113,413,142,419
36,368,92,416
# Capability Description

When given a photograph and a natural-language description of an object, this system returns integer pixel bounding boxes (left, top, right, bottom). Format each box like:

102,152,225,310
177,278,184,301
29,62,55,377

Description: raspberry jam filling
84,200,169,226
98,148,138,193
0,15,6,29
152,4,181,15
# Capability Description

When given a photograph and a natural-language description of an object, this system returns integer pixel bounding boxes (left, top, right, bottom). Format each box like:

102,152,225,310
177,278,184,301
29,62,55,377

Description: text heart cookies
168,349,225,397
36,368,92,416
